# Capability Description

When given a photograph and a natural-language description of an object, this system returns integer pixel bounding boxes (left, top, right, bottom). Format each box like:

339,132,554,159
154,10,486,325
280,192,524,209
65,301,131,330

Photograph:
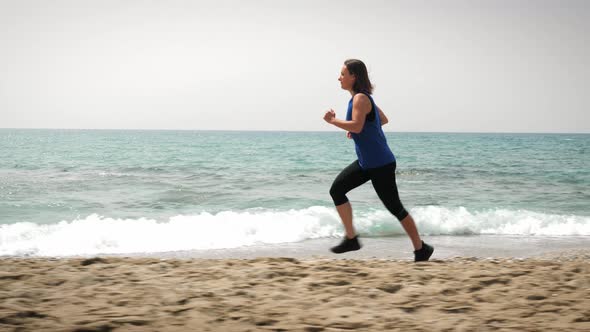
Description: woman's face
338,65,355,91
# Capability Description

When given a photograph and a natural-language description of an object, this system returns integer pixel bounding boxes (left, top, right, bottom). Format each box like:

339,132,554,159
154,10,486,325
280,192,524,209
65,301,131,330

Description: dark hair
344,59,373,94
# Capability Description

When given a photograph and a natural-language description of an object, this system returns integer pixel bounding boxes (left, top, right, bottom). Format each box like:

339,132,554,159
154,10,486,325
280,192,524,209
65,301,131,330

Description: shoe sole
330,245,362,254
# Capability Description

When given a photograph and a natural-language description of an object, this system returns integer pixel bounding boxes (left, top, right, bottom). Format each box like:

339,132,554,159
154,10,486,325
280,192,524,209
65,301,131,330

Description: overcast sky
1,0,588,133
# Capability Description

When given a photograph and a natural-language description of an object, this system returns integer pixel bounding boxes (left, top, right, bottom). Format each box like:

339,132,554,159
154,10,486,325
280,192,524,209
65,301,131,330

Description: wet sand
1,254,589,331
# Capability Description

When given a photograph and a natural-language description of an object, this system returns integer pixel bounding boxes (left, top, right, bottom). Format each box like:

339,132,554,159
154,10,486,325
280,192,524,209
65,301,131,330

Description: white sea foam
1,206,589,256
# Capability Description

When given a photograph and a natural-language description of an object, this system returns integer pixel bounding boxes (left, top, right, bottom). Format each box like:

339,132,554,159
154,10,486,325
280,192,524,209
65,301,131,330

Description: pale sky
1,0,589,133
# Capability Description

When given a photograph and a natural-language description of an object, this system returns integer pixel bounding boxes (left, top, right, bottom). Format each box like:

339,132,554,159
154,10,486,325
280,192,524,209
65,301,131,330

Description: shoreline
3,235,590,260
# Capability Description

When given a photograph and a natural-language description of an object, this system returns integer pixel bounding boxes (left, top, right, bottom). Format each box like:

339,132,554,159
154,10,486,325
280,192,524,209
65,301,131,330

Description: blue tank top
346,93,396,169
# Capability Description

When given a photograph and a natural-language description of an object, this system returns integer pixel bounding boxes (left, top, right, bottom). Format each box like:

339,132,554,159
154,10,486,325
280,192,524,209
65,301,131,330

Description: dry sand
1,255,589,331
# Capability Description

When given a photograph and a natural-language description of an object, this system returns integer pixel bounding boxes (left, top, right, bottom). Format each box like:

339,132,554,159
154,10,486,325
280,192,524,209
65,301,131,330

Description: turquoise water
1,129,589,256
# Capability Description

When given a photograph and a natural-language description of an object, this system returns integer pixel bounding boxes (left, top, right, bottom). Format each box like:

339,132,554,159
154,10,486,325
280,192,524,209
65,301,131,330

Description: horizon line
1,127,589,135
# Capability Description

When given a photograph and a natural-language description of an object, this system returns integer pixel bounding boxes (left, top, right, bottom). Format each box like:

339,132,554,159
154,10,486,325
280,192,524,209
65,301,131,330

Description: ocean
1,129,589,258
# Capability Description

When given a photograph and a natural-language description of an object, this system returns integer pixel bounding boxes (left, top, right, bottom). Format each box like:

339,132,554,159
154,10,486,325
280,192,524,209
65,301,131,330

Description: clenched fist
323,109,336,123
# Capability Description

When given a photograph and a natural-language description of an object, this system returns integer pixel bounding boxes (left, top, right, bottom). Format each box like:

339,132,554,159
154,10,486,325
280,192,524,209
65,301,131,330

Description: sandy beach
1,253,589,332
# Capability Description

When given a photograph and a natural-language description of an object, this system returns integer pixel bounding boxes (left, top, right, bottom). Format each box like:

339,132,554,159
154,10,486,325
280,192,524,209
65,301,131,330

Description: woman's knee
394,207,409,221
378,195,408,221
384,202,408,221
329,184,348,206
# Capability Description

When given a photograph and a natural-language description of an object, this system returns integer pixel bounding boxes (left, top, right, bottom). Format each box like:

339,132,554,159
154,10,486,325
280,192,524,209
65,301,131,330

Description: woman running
323,59,434,262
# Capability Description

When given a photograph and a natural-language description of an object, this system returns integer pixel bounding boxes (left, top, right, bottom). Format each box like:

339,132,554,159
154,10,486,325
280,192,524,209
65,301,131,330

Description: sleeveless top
346,93,396,169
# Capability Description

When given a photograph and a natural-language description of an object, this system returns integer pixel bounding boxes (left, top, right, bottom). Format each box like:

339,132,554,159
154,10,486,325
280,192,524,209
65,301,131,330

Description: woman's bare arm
323,94,372,134
377,106,388,126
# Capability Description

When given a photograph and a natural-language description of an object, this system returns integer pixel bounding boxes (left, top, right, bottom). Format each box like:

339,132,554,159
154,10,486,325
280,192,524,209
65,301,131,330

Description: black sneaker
414,241,434,262
330,236,361,254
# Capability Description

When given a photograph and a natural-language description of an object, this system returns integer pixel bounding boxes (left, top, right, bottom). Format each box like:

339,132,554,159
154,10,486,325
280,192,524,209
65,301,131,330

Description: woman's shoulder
354,91,370,98
352,92,374,104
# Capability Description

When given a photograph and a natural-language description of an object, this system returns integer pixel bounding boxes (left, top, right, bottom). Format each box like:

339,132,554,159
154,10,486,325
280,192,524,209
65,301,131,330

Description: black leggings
329,160,409,221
